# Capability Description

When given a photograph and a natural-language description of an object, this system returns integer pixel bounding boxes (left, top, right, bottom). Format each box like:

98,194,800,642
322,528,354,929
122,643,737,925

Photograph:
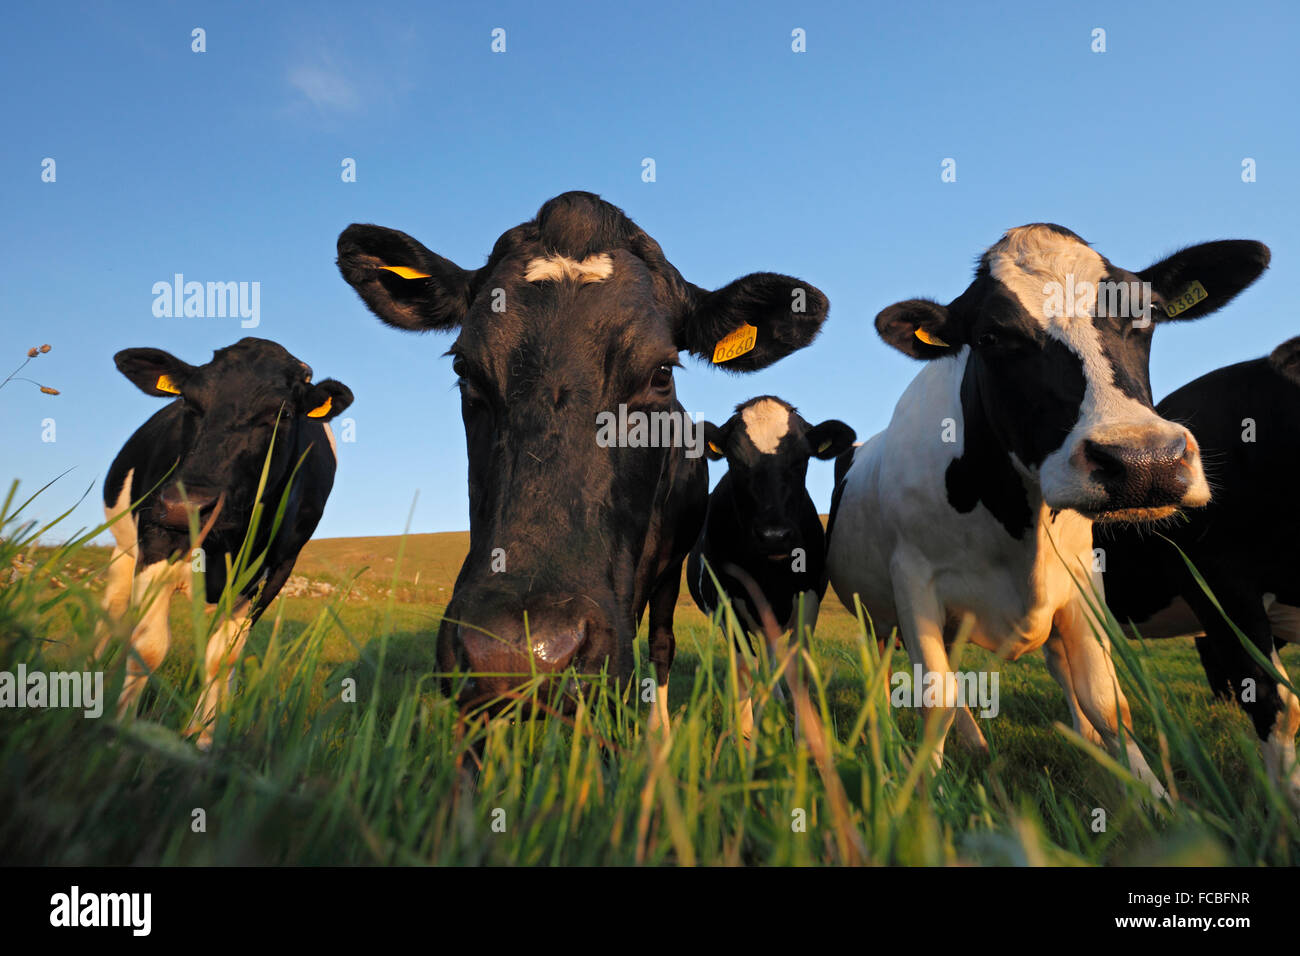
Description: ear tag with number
307,396,333,418
914,328,949,348
379,265,432,280
712,323,758,364
1163,279,1209,318
156,374,181,395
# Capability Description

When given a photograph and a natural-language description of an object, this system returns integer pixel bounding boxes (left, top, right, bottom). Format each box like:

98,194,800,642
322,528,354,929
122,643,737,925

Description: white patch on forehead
986,228,1135,417
524,253,614,284
741,399,791,455
987,225,1107,330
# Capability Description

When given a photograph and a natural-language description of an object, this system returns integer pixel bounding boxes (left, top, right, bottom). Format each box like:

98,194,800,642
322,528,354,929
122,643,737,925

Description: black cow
687,396,854,735
336,191,828,726
94,337,353,748
1098,336,1300,801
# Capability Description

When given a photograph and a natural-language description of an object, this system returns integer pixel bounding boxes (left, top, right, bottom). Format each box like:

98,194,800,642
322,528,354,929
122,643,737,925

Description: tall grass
1,478,1297,865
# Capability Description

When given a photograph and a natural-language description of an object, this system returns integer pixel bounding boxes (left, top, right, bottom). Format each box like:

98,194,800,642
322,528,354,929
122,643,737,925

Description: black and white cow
827,224,1269,796
95,338,353,748
1098,336,1300,800
687,397,854,735
336,192,828,726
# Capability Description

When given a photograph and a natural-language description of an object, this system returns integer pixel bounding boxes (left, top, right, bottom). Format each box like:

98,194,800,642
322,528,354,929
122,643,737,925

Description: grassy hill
293,526,862,625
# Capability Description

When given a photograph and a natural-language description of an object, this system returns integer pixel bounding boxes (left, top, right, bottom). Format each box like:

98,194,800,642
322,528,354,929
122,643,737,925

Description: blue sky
2,1,1297,542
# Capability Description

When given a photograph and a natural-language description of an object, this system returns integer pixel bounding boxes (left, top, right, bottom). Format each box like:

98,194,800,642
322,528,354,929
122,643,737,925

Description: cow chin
1084,504,1181,525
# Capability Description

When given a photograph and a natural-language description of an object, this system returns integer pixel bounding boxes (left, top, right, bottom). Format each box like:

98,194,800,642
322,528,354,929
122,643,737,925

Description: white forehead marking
986,225,1107,329
741,399,791,455
523,253,613,284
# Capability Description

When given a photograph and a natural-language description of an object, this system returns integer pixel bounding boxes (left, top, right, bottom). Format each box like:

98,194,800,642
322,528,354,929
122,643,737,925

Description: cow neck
943,353,1036,540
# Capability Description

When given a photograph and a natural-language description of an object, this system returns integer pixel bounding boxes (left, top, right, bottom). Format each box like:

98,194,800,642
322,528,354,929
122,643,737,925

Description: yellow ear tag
379,265,432,280
708,441,722,455
306,396,333,418
712,323,758,364
1163,279,1208,318
817,440,832,454
156,374,181,395
914,328,949,348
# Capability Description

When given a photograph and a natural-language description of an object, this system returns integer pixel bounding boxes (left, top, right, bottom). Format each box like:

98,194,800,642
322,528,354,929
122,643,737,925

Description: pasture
2,484,1296,866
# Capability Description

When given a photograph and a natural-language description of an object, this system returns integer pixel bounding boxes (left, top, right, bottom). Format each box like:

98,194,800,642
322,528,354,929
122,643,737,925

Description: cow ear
337,224,476,332
875,299,961,360
1268,336,1300,386
703,421,726,460
302,379,353,421
1139,240,1270,322
114,348,195,397
676,273,829,372
806,419,856,460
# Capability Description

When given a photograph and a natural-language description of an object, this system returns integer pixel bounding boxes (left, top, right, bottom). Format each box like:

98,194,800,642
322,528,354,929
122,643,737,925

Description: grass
2,478,1298,866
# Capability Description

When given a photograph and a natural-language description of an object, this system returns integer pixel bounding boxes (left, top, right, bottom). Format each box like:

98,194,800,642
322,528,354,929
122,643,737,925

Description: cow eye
976,331,998,348
649,364,674,393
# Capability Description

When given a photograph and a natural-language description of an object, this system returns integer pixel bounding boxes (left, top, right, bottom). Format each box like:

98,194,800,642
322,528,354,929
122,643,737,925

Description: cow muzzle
157,484,223,530
446,596,613,709
1071,421,1209,521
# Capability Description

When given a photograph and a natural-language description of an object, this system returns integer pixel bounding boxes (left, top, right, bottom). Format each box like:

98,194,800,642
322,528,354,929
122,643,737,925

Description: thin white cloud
287,61,361,114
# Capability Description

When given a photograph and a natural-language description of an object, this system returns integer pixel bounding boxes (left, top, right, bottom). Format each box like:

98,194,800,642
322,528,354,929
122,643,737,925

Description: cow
826,223,1269,797
1097,336,1300,802
94,337,353,749
687,396,854,736
336,191,828,728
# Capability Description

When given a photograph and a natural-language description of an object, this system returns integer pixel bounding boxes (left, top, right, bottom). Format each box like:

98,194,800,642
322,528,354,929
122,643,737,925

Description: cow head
337,191,828,701
876,225,1269,522
114,338,353,535
704,397,854,558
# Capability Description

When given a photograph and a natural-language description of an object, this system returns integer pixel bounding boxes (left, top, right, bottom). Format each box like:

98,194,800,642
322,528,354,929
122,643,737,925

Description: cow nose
756,526,796,555
159,485,219,528
1081,432,1197,507
455,604,598,703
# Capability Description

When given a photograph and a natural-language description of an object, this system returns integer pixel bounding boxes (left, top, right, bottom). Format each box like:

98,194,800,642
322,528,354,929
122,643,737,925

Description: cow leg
950,705,986,751
1052,598,1166,799
184,558,298,749
115,560,182,719
942,622,989,752
94,546,137,659
94,479,139,659
1194,636,1235,699
1043,632,1105,747
736,659,756,740
786,590,821,644
731,602,767,740
890,553,956,767
646,570,680,735
779,590,821,739
1190,586,1300,804
185,602,253,750
1262,649,1300,806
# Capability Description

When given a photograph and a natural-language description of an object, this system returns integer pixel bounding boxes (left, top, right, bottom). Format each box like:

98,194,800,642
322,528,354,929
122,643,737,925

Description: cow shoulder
104,402,186,509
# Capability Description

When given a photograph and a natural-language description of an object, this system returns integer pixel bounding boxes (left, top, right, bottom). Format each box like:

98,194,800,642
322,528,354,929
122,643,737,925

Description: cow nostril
1166,433,1191,467
1082,440,1126,481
